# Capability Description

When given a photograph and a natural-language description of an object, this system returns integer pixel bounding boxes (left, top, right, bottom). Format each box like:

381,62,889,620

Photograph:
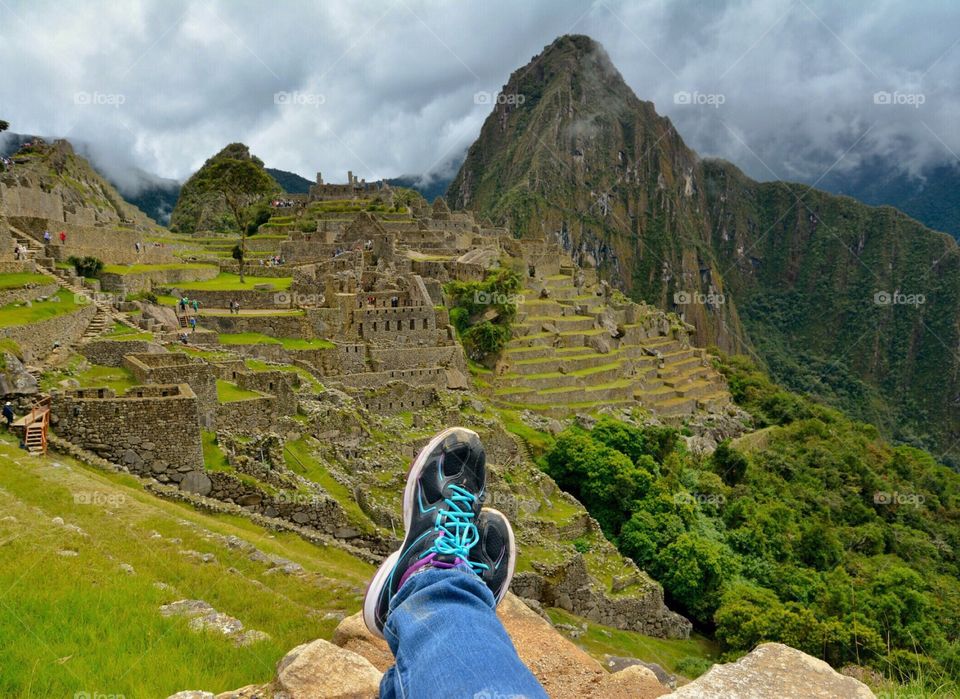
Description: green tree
193,158,276,282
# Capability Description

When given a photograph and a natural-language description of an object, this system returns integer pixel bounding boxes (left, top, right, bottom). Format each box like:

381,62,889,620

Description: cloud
0,0,956,192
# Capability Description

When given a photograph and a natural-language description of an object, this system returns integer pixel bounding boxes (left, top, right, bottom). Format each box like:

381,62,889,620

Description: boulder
670,643,875,698
142,303,181,331
588,334,611,354
599,665,670,698
180,471,212,496
274,638,381,698
0,352,38,395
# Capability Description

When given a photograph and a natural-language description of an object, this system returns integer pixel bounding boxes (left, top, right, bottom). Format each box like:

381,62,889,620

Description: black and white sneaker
473,508,517,605
362,427,487,639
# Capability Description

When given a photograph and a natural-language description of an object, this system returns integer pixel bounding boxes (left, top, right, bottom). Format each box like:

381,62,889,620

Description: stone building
123,352,218,427
52,384,204,481
308,171,393,204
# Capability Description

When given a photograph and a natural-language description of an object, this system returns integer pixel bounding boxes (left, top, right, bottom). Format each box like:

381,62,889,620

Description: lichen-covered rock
669,643,875,698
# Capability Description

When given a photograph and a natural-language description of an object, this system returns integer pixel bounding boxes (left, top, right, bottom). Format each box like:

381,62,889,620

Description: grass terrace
218,333,334,350
103,322,154,341
100,263,217,275
216,379,264,403
0,289,87,328
245,359,323,392
177,273,293,292
0,433,373,697
0,272,52,289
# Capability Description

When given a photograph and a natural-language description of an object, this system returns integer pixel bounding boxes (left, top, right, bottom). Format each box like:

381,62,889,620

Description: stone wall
201,312,324,339
8,216,177,265
51,383,204,479
217,395,278,433
98,265,219,294
0,303,96,361
360,382,437,414
355,306,437,344
79,339,166,367
368,344,467,373
0,281,59,308
123,352,218,427
0,260,38,274
336,366,447,390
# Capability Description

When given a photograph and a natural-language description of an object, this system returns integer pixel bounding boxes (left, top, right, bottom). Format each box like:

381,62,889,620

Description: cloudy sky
1,0,957,194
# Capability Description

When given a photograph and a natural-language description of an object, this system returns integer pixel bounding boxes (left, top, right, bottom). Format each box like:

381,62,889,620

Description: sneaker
362,427,487,638
473,508,517,605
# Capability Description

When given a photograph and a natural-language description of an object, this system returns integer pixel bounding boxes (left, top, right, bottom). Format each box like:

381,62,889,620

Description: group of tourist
228,300,242,314
41,230,67,245
0,156,13,171
270,198,297,208
258,255,285,267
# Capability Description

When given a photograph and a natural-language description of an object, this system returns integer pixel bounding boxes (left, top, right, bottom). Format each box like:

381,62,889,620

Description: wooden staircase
13,396,51,455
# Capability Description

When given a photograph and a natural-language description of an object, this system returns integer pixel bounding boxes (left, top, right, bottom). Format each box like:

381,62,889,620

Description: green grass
103,322,154,341
546,607,719,679
202,430,231,472
0,434,373,698
75,365,138,393
0,290,86,328
283,439,374,533
100,263,216,275
218,333,334,350
216,379,263,403
178,273,292,292
0,272,51,289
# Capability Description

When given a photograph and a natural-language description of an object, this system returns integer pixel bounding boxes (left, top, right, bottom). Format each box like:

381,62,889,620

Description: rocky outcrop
670,643,875,698
512,553,692,638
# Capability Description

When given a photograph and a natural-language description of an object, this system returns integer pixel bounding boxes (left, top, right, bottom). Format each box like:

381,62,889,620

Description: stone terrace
489,255,731,419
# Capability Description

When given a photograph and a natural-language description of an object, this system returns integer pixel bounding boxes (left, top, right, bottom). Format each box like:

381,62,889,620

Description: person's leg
379,566,546,699
363,427,546,699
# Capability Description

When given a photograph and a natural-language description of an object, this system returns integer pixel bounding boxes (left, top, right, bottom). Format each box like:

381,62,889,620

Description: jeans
380,567,548,699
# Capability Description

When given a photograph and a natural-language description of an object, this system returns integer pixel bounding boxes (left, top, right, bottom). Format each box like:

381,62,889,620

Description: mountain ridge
447,34,960,461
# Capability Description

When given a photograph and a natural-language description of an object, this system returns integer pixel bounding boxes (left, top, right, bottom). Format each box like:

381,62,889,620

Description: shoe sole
482,507,517,605
362,427,481,639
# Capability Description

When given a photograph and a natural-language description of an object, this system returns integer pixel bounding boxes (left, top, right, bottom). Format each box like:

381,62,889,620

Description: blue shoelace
420,484,489,575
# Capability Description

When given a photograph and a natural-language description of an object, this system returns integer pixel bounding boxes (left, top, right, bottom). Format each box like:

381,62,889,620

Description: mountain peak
506,34,628,99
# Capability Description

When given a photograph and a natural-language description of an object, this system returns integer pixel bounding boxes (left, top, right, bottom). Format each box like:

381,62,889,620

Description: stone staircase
489,271,731,419
7,224,55,270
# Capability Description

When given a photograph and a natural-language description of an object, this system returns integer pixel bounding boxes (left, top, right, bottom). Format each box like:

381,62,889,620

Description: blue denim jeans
380,567,548,699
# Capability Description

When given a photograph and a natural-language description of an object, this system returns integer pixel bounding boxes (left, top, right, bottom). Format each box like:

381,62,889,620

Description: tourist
191,299,200,313
178,332,189,345
59,231,66,245
178,297,187,314
2,402,14,428
364,427,545,698
234,301,241,314
189,316,197,333
135,242,141,253
13,244,21,260
43,230,51,244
